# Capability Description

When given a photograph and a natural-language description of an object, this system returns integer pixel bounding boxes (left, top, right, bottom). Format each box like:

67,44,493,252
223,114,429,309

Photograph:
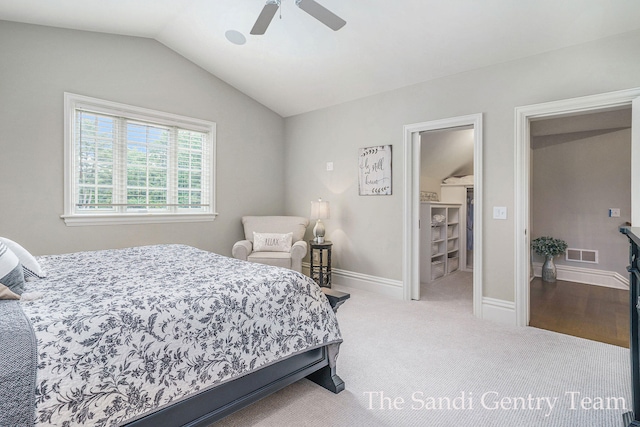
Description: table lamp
310,198,330,243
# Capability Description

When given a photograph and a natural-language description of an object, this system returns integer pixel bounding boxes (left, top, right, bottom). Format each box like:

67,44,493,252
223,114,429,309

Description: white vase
542,255,557,282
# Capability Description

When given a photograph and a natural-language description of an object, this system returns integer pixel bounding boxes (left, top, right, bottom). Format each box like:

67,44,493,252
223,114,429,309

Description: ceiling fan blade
250,1,280,35
296,0,346,31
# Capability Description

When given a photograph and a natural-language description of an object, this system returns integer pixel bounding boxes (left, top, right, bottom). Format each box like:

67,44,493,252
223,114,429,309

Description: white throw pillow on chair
253,232,293,252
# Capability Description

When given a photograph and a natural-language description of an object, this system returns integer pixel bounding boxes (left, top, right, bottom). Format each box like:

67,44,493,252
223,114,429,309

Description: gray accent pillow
0,242,25,296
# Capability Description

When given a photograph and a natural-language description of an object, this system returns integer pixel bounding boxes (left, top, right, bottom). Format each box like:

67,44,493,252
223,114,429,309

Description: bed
6,244,346,426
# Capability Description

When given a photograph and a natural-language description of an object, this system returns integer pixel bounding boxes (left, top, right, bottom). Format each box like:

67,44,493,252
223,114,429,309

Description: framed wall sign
358,145,392,196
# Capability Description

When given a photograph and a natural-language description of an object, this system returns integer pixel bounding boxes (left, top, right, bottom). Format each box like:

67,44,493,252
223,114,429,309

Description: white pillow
253,232,293,252
0,241,25,297
0,237,46,280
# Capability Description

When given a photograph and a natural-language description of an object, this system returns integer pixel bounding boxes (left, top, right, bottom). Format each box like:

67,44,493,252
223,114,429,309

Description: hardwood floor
529,277,629,348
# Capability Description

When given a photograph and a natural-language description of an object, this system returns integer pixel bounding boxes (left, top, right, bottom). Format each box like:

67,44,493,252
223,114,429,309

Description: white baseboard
481,297,516,326
302,262,403,299
532,262,629,290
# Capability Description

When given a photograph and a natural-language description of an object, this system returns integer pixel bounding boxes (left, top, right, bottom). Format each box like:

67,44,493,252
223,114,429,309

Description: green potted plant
531,236,568,282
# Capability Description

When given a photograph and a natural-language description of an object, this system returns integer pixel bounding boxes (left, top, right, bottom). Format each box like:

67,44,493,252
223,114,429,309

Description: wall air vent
566,248,598,264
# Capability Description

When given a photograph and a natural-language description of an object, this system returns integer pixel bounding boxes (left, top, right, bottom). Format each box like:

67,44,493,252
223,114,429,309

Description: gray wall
0,21,285,256
283,29,640,301
531,128,631,276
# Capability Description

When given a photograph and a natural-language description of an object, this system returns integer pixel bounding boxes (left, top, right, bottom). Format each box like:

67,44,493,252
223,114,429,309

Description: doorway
528,108,631,346
419,127,474,302
515,88,640,327
402,113,483,318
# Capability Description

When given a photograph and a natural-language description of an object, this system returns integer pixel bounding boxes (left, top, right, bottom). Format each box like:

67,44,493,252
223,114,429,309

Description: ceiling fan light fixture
250,0,346,35
295,0,346,31
225,30,247,45
250,0,281,35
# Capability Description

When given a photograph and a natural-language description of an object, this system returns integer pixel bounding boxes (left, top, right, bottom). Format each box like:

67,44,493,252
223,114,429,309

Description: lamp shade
310,199,330,220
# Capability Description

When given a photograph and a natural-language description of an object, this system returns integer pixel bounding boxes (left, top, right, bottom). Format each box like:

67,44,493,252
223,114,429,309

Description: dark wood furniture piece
322,287,350,313
621,226,640,427
124,288,350,427
310,240,332,288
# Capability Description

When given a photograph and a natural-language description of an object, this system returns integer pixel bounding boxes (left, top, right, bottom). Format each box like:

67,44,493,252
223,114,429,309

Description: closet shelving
420,202,461,282
441,184,474,271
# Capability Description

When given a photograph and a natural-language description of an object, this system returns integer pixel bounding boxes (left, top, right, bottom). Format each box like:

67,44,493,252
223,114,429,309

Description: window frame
62,93,217,226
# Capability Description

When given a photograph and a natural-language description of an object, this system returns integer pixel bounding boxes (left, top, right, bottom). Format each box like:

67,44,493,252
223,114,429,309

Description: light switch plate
493,206,507,220
326,162,334,171
609,208,620,218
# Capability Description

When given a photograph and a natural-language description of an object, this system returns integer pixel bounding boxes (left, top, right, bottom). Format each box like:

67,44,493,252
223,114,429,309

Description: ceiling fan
250,0,346,35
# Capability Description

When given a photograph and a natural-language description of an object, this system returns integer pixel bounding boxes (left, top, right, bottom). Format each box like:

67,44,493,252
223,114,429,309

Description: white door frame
402,113,483,317
514,88,640,327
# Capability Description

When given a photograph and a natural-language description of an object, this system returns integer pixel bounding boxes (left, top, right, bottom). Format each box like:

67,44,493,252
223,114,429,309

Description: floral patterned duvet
21,244,342,426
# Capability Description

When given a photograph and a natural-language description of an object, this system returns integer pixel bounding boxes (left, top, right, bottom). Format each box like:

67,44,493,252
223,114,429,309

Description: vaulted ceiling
2,0,640,117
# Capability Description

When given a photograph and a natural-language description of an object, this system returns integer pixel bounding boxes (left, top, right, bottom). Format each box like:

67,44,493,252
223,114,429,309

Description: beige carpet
214,272,632,426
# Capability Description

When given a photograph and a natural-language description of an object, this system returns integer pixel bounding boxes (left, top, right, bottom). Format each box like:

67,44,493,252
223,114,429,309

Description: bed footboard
322,287,350,312
306,342,344,393
307,289,350,393
124,346,331,427
123,290,350,426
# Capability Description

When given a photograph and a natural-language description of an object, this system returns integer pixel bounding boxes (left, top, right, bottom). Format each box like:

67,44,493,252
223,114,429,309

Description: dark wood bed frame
124,289,350,427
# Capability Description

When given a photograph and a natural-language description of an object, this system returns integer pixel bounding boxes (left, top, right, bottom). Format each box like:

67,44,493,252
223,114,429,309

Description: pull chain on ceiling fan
250,0,346,35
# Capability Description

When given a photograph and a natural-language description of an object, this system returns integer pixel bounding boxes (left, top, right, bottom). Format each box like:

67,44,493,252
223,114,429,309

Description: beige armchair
232,216,309,272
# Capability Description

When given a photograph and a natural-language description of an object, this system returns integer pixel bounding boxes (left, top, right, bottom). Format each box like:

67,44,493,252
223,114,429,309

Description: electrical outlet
326,162,334,171
609,208,620,218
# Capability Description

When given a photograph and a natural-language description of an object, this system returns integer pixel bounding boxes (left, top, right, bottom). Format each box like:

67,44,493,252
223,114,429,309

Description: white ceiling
2,0,640,117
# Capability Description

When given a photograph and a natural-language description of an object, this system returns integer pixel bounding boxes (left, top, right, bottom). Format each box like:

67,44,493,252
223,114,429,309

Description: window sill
61,212,219,226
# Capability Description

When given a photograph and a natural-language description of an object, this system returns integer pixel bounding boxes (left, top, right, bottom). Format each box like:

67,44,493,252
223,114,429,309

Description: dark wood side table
309,240,332,288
